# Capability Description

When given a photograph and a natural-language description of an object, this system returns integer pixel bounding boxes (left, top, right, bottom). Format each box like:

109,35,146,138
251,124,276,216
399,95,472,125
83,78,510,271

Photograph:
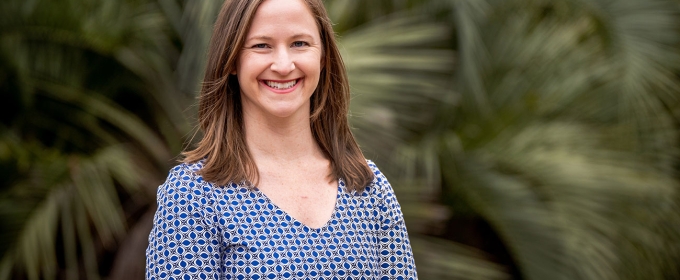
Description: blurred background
2,0,680,279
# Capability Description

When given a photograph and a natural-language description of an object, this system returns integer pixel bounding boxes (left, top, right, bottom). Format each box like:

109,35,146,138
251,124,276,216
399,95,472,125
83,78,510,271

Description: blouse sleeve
146,164,221,280
369,161,418,279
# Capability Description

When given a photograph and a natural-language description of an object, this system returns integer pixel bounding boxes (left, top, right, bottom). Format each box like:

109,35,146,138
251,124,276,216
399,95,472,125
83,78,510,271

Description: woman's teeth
265,80,297,89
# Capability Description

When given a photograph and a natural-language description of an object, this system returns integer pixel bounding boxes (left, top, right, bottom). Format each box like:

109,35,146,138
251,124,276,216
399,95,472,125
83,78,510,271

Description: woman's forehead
246,0,319,38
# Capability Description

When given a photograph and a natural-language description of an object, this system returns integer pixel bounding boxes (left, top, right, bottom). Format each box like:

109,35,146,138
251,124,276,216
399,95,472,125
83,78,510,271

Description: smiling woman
144,0,417,279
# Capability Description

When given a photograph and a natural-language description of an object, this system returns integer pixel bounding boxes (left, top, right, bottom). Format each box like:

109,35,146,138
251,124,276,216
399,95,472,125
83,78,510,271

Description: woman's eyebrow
291,33,314,39
246,33,314,41
246,35,273,41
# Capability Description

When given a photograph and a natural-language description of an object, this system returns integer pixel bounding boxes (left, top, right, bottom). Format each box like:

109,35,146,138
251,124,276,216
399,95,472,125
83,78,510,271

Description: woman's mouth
263,79,299,90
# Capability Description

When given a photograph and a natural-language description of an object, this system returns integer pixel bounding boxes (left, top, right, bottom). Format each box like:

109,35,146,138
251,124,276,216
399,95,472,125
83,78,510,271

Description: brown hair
182,0,374,192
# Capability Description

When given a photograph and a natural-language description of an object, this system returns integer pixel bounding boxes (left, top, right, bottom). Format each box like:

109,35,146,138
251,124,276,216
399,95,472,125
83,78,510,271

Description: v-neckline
252,178,343,232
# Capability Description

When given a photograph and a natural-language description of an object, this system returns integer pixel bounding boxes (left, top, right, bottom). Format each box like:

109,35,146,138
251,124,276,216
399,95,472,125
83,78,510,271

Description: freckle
301,196,308,199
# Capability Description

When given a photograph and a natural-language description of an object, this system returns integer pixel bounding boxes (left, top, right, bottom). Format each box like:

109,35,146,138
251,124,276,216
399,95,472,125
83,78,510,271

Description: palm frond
461,122,680,279
36,81,171,163
452,0,493,117
0,141,144,280
339,14,455,165
376,0,680,279
412,237,509,280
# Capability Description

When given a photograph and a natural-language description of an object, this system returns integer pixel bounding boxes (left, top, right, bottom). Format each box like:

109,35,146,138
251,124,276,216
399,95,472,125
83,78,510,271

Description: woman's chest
255,178,339,229
211,186,384,278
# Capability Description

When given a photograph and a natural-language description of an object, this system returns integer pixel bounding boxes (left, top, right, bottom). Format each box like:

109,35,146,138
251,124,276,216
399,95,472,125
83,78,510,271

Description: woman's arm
369,161,418,280
146,163,221,280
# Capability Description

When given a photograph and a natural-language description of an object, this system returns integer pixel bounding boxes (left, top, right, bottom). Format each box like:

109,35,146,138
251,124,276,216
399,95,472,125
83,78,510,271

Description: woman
145,0,417,279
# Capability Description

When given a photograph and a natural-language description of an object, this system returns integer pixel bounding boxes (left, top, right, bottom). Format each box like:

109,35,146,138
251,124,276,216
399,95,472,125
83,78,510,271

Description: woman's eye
252,43,268,49
292,41,308,47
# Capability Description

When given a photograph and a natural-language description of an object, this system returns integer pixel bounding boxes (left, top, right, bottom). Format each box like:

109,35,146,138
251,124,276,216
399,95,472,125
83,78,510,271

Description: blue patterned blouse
145,160,417,280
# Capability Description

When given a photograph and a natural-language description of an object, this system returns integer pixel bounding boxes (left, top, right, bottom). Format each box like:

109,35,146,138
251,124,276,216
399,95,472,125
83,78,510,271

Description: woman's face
236,0,322,122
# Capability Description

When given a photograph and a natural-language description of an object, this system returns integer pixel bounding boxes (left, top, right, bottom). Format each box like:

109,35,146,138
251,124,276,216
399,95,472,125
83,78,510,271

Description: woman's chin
269,109,307,120
254,106,310,121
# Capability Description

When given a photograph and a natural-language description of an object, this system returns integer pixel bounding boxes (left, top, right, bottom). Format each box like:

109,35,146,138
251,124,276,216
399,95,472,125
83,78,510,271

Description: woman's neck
244,112,325,164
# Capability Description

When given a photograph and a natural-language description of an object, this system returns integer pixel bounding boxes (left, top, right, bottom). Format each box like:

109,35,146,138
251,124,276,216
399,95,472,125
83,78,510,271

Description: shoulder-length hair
182,0,373,192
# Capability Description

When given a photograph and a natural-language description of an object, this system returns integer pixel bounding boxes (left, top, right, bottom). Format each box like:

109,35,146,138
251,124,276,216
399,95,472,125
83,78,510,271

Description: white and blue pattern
146,160,417,280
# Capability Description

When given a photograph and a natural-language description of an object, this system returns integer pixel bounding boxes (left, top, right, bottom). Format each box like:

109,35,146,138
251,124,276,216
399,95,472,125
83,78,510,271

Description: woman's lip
261,78,298,83
260,78,302,94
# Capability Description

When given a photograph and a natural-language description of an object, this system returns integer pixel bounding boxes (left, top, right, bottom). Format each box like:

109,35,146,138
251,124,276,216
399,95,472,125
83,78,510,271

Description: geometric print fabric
146,160,417,280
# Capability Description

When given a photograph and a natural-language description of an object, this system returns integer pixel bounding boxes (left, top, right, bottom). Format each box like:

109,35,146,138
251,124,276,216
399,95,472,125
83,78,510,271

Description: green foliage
341,0,680,279
0,0,182,278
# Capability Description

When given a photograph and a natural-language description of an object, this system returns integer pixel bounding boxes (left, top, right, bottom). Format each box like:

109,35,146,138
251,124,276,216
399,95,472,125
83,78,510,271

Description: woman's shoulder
158,160,214,201
155,160,218,224
365,159,385,182
363,159,394,197
165,160,207,183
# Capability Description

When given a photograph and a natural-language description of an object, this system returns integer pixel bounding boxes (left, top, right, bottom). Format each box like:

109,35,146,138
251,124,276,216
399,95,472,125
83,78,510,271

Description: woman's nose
270,48,295,75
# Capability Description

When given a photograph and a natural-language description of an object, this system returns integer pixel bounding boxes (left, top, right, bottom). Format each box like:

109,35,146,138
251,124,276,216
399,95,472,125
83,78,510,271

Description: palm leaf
393,0,680,279
0,0,177,278
340,14,455,165
0,140,144,280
